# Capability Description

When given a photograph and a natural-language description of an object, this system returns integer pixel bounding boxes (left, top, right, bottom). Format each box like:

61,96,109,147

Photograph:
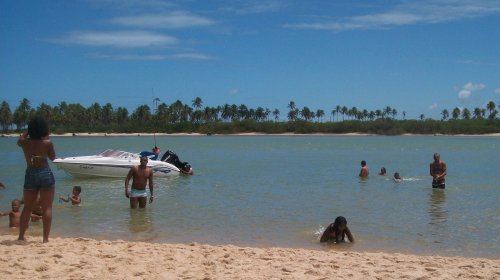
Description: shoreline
0,235,498,279
1,132,500,137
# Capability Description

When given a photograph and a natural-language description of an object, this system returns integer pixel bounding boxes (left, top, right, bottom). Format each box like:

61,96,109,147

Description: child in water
320,216,354,243
59,186,82,205
0,199,22,228
393,172,402,182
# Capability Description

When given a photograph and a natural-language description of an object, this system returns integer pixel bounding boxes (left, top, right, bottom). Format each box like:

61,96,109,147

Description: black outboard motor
161,150,190,170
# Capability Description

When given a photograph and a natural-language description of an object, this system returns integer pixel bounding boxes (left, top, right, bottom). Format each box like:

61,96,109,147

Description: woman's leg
39,186,55,243
18,189,38,241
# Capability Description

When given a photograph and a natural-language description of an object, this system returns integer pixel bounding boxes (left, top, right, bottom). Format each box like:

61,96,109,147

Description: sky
1,0,500,120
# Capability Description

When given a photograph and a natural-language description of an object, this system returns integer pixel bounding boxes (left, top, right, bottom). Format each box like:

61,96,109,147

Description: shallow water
0,135,499,258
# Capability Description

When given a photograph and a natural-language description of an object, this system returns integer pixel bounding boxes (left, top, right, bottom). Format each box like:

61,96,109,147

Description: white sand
0,235,498,279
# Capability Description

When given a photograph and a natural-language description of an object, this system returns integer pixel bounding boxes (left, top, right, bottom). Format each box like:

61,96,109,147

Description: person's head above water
379,167,386,175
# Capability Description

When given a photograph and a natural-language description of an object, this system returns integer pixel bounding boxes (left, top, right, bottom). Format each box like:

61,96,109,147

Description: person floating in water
125,155,154,209
320,216,354,243
393,172,402,182
378,167,386,175
430,153,447,189
359,160,369,177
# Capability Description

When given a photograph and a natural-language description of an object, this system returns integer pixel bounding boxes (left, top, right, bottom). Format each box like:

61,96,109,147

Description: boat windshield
99,149,138,158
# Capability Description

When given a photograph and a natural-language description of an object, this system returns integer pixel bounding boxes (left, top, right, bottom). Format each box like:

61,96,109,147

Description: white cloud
91,52,214,61
228,88,239,96
458,82,485,99
54,31,178,48
220,2,288,15
429,103,438,109
285,0,500,31
109,11,215,29
495,88,500,94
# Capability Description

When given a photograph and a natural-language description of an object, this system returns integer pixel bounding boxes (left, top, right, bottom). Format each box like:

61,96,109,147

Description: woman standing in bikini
17,116,56,243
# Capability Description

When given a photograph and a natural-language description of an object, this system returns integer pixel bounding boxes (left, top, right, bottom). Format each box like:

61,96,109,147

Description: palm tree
0,101,12,132
192,97,203,110
461,108,471,119
441,109,449,121
13,98,31,131
300,106,312,121
316,109,325,122
391,108,397,119
419,114,425,120
384,106,392,119
272,109,280,122
473,107,483,119
341,106,348,121
486,101,496,119
452,107,461,120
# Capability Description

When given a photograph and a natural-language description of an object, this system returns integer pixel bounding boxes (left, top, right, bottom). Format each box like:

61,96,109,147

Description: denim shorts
24,167,55,190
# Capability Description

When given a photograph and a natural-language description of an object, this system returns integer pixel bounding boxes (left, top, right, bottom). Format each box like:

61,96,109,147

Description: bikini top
30,155,48,166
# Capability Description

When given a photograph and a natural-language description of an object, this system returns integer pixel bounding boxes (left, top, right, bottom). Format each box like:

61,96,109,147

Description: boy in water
430,153,447,189
359,160,369,177
0,199,22,228
125,155,154,209
59,186,82,205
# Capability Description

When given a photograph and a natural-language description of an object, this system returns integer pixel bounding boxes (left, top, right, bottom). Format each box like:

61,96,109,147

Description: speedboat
53,149,185,178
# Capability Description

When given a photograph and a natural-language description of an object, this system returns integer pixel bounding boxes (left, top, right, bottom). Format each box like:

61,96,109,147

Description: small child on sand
0,199,22,228
59,186,82,205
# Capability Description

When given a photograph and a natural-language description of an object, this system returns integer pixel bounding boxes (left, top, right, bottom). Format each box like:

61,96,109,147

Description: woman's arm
17,132,28,147
345,227,354,242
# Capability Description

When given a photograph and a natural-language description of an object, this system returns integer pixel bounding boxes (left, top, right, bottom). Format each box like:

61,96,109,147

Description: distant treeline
0,98,499,135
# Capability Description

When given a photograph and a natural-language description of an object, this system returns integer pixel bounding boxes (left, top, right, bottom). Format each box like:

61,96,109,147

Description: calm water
0,135,499,258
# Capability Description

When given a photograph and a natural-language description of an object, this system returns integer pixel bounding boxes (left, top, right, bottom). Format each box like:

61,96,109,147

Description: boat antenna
152,89,160,149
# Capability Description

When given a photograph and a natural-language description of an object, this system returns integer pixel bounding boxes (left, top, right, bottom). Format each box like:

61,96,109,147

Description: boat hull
54,159,180,178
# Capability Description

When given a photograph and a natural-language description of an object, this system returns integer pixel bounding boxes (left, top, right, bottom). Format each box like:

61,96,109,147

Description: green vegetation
0,98,499,135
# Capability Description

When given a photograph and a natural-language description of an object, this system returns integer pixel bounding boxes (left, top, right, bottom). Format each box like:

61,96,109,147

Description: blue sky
1,0,499,120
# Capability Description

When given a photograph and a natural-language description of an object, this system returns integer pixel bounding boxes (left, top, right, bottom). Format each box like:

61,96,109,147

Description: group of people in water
1,115,448,245
358,154,447,188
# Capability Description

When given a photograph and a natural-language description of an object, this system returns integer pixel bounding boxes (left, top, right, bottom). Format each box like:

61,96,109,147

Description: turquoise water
0,135,499,258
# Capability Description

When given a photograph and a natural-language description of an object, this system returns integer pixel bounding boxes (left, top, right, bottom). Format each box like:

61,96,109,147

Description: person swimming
379,167,387,175
393,172,402,182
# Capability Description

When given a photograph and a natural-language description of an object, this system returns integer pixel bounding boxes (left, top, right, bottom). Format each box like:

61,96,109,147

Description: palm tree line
0,97,498,133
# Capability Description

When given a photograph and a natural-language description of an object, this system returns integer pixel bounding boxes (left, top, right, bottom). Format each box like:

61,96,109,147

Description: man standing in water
125,155,154,208
430,153,447,189
359,160,369,177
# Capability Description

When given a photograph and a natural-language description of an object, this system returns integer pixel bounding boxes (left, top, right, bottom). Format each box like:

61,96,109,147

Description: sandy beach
0,235,498,280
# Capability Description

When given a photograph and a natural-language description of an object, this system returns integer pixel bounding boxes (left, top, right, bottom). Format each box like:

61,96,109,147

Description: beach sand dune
0,235,498,279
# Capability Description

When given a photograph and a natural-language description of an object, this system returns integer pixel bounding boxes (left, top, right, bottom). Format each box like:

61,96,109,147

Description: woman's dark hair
332,216,347,243
28,116,49,139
